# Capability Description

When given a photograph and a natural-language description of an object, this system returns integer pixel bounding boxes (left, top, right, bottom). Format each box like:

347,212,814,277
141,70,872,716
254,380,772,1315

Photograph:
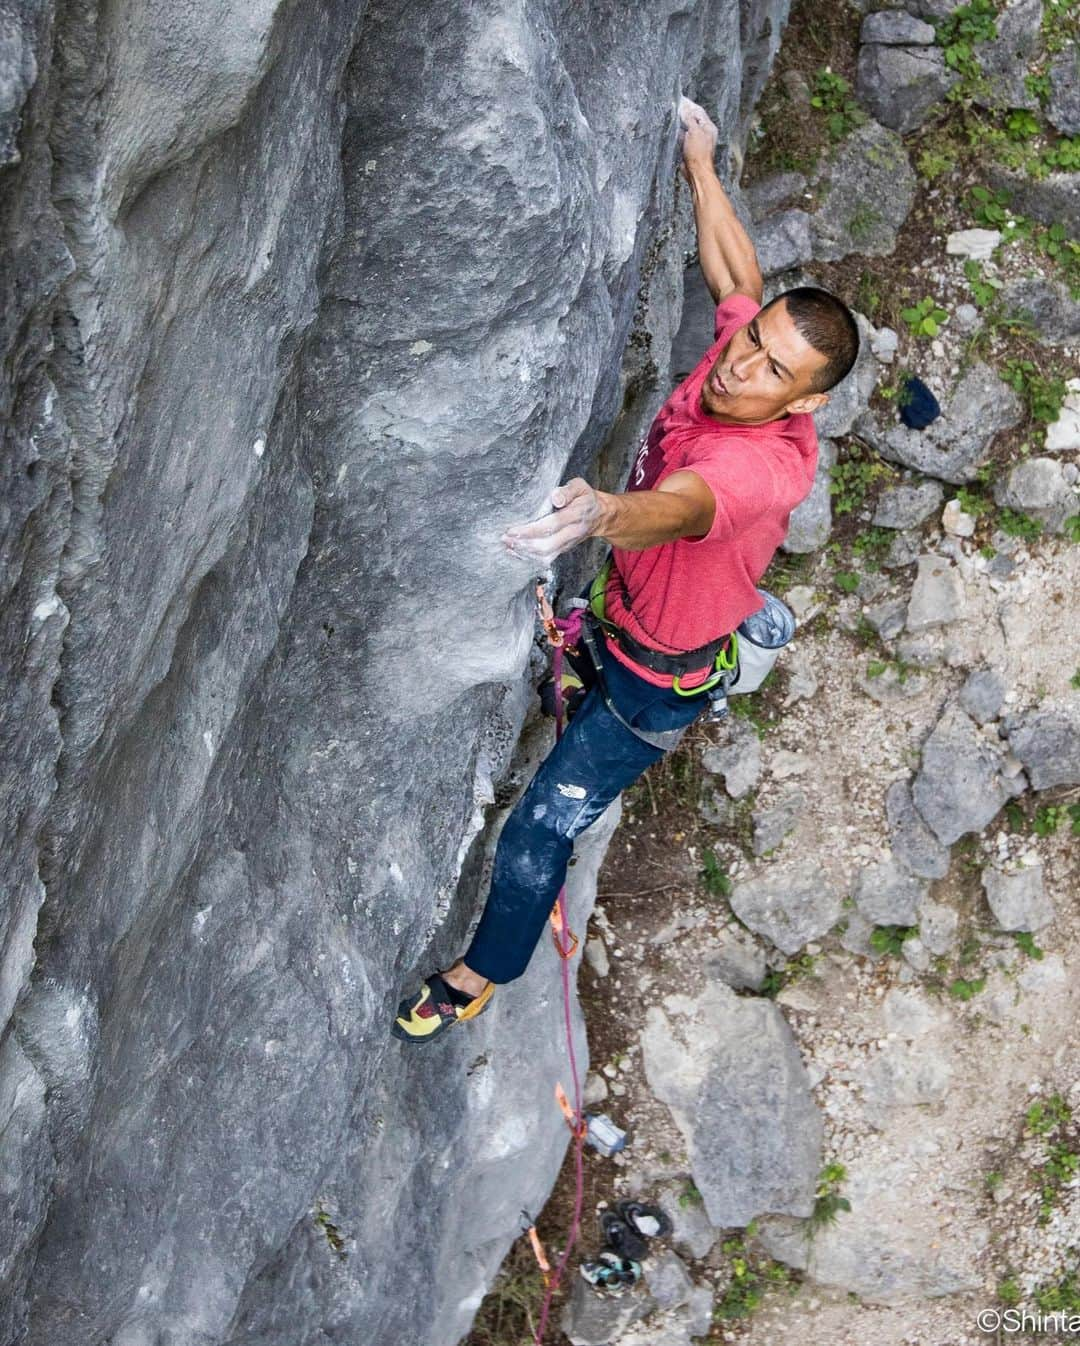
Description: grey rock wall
0,1,789,1343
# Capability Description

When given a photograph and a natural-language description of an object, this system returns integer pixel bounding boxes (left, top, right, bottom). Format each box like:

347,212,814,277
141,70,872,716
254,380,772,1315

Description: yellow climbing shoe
391,973,494,1044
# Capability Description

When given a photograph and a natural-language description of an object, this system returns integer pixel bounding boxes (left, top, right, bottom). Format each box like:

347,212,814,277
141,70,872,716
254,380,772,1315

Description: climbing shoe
579,1250,643,1295
391,972,494,1043
598,1209,649,1261
538,669,587,723
613,1199,673,1242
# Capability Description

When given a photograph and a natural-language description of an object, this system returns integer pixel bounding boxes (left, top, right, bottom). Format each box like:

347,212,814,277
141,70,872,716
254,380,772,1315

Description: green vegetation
714,1227,794,1320
1001,357,1070,429
870,924,918,957
700,847,733,898
956,483,992,517
809,69,866,141
947,974,986,1000
809,1162,852,1232
829,442,894,516
1013,930,1044,960
313,1203,347,1259
899,295,949,338
1004,108,1040,141
962,258,1003,309
1026,1093,1071,1137
966,187,1080,298
834,569,860,593
1042,0,1080,54
1023,1093,1079,1225
997,508,1042,542
935,0,999,85
998,1274,1022,1305
761,950,819,997
851,526,893,569
679,1179,704,1208
969,183,1011,227
1035,1266,1080,1313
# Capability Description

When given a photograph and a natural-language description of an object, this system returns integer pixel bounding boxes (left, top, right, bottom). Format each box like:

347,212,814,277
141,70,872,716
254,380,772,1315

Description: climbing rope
529,582,588,1345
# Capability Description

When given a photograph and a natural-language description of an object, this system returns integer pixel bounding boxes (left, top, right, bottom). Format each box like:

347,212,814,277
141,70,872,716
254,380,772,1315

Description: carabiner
671,632,738,697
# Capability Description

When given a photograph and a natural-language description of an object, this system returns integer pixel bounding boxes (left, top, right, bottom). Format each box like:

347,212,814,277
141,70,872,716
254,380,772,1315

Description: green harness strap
587,557,738,696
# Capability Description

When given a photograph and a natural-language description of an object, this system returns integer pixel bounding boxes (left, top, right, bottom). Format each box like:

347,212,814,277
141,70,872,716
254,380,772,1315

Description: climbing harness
587,555,737,681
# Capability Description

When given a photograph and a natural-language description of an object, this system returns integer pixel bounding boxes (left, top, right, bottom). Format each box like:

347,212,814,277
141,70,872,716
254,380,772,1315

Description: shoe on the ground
391,972,494,1043
579,1250,642,1295
598,1209,649,1261
613,1199,673,1242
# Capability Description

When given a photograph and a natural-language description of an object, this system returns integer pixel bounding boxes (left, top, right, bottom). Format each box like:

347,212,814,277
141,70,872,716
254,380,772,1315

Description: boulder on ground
640,983,822,1229
1049,46,1080,135
855,43,957,133
1004,705,1080,788
783,439,836,553
729,862,844,953
982,863,1055,932
853,363,1023,484
912,703,1011,844
1000,278,1080,348
810,120,916,259
994,457,1078,533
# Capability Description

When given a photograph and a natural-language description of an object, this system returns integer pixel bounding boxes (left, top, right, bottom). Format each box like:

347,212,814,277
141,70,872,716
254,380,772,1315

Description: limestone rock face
0,2,790,1343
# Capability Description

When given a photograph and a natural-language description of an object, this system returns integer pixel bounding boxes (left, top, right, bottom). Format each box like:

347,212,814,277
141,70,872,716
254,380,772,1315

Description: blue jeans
462,645,708,983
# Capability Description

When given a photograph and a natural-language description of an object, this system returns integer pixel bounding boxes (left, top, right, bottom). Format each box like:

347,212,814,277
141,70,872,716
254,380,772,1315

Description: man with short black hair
392,97,860,1042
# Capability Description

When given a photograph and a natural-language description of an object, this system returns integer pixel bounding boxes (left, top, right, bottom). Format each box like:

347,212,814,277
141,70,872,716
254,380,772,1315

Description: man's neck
699,397,791,427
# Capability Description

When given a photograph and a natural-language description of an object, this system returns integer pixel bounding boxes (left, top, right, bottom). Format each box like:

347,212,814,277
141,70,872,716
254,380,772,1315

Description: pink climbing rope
532,595,587,1345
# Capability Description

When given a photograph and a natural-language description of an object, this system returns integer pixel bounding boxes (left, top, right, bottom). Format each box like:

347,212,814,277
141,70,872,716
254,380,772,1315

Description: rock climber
392,96,861,1042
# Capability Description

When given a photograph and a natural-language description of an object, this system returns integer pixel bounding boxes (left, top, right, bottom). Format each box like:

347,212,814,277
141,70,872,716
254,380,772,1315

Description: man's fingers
551,477,589,508
502,517,590,561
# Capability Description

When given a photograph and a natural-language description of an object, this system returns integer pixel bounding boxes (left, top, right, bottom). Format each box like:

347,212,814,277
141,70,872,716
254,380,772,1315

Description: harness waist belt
588,557,732,677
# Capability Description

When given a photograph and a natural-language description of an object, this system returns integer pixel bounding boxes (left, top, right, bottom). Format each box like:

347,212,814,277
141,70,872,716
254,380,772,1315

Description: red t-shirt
602,291,818,688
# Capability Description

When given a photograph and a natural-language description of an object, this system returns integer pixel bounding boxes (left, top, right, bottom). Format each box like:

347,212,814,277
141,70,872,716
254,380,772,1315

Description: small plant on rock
900,295,949,338
962,258,1003,308
948,974,987,1000
997,507,1042,542
810,69,866,141
1014,931,1044,960
969,183,1012,227
700,847,733,898
870,924,918,956
1004,108,1041,141
935,0,999,84
809,1162,852,1233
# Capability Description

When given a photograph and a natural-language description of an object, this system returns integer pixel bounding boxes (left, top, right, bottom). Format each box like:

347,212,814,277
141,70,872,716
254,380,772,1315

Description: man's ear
784,390,829,416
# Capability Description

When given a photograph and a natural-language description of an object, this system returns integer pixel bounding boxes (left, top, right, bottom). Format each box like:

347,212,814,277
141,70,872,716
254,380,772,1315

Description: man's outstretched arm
501,472,718,563
679,96,763,307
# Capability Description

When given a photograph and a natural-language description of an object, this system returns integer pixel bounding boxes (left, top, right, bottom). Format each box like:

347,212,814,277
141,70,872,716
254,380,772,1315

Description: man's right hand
678,96,719,181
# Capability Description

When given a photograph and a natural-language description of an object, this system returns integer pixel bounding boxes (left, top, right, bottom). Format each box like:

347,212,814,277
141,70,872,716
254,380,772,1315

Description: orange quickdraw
548,900,579,960
535,581,563,647
521,1212,552,1287
554,1082,588,1139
